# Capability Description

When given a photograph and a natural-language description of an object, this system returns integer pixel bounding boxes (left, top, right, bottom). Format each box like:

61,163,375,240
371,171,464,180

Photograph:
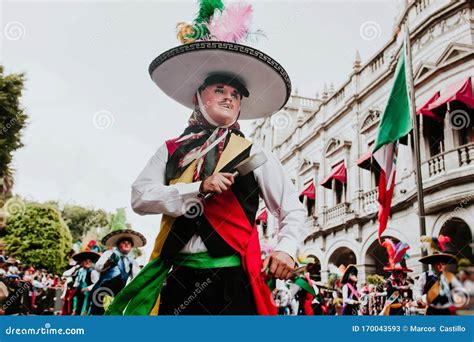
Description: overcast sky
1,0,398,260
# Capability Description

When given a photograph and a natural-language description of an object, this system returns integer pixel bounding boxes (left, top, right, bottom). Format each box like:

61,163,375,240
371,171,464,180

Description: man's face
434,262,446,273
199,83,241,126
81,259,93,268
118,240,133,254
393,271,406,281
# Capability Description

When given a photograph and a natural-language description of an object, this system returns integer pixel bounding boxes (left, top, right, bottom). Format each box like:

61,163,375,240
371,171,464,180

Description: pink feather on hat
207,2,253,43
382,238,395,268
437,234,451,252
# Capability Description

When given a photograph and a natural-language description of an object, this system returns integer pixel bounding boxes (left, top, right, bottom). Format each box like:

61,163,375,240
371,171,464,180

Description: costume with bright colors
380,239,413,315
106,0,305,316
414,235,463,315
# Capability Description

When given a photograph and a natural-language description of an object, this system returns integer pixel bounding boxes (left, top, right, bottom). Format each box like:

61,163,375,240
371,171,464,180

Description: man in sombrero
107,0,305,316
89,226,146,315
414,235,463,315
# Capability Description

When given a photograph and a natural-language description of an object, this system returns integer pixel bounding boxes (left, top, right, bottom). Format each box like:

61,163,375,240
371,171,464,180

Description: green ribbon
294,277,316,296
173,252,241,269
105,252,241,315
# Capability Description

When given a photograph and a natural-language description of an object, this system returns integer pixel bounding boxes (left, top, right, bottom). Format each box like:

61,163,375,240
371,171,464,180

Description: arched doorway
440,217,473,263
365,236,400,277
328,247,357,268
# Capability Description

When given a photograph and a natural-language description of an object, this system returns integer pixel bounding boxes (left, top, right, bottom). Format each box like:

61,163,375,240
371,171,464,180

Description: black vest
423,271,452,305
161,146,260,257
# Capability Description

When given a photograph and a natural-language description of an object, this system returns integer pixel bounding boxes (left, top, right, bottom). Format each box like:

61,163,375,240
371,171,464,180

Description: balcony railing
424,143,474,178
428,153,445,177
362,188,379,215
324,202,351,225
458,143,474,167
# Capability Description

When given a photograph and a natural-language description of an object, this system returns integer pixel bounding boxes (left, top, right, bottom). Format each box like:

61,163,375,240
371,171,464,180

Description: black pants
342,304,359,315
426,306,453,315
159,265,257,315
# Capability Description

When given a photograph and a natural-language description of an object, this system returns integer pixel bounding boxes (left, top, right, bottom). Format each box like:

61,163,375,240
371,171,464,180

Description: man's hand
200,172,235,194
262,251,295,280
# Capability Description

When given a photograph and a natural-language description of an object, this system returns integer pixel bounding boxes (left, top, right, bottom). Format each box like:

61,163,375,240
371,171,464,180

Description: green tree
60,204,108,241
107,207,127,232
4,202,72,274
0,65,27,203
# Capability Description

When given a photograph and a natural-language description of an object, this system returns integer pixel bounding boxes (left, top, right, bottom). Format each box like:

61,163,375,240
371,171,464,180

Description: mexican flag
373,44,412,239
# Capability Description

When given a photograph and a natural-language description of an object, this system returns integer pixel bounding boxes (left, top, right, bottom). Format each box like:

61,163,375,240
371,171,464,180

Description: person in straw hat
414,234,463,315
341,264,360,315
106,0,305,316
89,224,146,315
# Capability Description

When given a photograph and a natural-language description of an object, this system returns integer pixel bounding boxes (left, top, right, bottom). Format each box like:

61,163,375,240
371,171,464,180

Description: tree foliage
4,202,72,274
0,65,27,182
60,204,108,242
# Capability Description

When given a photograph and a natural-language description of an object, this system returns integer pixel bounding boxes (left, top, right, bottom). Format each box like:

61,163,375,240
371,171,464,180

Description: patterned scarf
165,99,244,183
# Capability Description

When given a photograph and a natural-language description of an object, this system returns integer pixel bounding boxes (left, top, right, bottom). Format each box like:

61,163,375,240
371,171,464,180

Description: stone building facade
250,0,473,282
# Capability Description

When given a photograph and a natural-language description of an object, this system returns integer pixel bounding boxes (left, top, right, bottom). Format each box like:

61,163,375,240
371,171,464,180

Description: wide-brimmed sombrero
419,253,457,264
381,238,413,273
102,229,147,248
72,251,100,263
341,264,358,284
148,1,291,120
419,234,457,265
72,239,101,262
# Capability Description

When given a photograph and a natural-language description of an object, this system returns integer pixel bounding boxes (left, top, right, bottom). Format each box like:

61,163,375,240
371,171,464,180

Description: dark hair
118,237,134,247
199,74,249,98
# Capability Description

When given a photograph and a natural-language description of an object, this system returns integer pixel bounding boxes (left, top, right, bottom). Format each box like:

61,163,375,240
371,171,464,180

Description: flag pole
403,24,428,272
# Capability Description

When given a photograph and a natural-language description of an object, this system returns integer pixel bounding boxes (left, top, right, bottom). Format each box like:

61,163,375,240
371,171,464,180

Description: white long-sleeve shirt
413,270,463,309
95,249,140,281
343,283,360,305
131,143,306,260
